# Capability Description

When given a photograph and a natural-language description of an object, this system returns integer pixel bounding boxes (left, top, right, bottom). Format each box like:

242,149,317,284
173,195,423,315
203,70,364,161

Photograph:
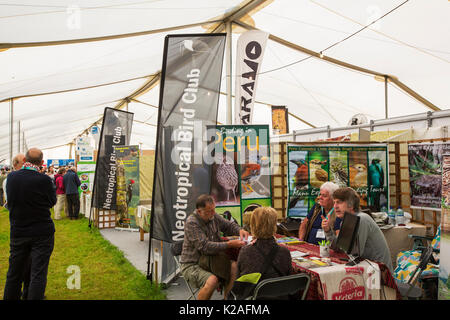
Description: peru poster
210,125,271,226
287,144,388,217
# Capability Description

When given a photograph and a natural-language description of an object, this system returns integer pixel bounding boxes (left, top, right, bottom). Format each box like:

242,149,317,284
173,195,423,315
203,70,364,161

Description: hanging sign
234,30,269,125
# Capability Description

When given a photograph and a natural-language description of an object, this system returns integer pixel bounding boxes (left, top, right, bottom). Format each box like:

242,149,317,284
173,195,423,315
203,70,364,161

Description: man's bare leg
223,261,238,299
197,274,219,300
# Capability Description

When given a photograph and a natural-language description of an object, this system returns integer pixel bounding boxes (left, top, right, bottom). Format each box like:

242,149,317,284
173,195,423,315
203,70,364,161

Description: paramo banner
234,30,269,125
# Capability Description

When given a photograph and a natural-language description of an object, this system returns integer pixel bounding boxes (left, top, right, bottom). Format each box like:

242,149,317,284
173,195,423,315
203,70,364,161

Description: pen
327,208,334,219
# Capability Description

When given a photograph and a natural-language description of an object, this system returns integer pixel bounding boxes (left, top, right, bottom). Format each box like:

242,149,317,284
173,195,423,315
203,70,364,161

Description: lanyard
23,166,38,172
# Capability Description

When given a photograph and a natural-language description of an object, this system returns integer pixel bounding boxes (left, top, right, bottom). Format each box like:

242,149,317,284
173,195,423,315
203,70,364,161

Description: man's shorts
180,263,214,289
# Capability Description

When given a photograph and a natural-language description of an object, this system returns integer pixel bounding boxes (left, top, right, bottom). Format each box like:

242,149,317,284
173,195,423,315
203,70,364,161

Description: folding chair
395,245,434,300
394,226,440,299
170,240,199,300
251,273,311,300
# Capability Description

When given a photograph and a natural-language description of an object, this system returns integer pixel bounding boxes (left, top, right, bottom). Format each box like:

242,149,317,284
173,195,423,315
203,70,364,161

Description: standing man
63,166,81,220
3,148,56,300
322,187,393,271
180,194,249,300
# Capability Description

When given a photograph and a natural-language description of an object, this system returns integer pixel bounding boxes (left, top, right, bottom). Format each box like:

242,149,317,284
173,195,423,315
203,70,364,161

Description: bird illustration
350,163,367,187
309,159,328,188
223,210,239,225
330,161,348,186
127,179,135,206
368,159,384,187
368,159,384,210
241,162,261,194
216,154,238,203
290,159,308,190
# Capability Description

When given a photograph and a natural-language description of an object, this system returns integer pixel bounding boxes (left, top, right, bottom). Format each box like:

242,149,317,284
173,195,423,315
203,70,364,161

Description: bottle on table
396,207,404,225
388,207,396,225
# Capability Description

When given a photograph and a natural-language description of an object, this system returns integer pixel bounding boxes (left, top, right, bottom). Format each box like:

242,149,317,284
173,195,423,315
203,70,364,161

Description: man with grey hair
2,153,25,208
3,148,56,300
0,167,6,205
298,181,342,245
322,187,392,271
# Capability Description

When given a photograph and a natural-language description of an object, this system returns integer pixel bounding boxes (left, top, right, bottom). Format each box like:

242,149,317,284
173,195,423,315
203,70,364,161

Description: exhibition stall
1,0,448,301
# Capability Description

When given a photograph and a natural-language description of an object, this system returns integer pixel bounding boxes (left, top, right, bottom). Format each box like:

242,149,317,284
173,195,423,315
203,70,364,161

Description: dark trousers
66,193,80,218
3,234,54,300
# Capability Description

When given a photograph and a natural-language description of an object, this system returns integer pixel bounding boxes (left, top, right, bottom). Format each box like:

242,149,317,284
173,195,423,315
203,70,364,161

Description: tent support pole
226,21,233,125
9,99,13,166
385,76,388,119
17,121,21,155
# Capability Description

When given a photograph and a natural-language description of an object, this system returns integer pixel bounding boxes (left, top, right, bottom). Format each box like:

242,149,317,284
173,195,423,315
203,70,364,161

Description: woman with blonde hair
235,207,293,282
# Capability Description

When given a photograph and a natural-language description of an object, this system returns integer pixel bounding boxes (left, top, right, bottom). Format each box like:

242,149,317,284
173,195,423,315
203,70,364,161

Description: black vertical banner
91,107,134,212
150,34,226,244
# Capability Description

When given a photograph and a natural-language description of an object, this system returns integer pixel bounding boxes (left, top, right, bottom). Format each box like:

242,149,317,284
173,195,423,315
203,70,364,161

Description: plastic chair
170,240,199,300
250,273,311,300
395,246,434,300
394,226,440,299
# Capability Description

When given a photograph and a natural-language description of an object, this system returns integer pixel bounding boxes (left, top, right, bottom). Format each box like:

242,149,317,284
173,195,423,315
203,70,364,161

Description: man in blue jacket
3,148,56,300
63,166,81,220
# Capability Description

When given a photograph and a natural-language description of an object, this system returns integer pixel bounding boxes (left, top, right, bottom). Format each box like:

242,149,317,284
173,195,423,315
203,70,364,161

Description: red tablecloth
224,235,402,300
282,241,402,300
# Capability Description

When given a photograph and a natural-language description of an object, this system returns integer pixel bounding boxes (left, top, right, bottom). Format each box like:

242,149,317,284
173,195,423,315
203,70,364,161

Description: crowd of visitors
2,149,82,300
1,161,81,220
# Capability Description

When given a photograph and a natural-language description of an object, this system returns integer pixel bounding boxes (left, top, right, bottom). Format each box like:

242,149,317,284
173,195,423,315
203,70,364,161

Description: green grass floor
0,207,166,300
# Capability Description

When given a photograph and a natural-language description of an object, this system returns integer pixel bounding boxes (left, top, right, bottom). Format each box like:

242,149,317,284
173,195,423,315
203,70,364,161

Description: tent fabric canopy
1,0,448,163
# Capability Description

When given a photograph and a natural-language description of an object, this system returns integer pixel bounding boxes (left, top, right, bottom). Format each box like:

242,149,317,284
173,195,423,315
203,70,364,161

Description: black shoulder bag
230,244,281,300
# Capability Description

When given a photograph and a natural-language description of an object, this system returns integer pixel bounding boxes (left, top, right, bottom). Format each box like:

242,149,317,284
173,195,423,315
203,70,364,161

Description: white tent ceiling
1,0,449,164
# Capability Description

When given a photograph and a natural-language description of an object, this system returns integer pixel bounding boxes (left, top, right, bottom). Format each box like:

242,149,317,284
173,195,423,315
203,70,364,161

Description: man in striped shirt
180,194,249,300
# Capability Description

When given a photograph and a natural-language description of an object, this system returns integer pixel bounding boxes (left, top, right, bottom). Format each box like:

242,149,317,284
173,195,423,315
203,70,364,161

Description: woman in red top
53,168,66,220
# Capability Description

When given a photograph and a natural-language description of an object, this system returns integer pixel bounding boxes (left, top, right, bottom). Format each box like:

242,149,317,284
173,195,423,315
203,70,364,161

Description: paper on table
244,236,253,244
290,251,308,258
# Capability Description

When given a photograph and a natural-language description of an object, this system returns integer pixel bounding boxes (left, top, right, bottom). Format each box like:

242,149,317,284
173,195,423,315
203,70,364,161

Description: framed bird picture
287,144,389,217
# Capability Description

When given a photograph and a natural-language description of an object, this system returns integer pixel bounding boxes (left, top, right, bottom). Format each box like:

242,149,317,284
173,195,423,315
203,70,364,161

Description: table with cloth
282,241,402,300
225,235,402,300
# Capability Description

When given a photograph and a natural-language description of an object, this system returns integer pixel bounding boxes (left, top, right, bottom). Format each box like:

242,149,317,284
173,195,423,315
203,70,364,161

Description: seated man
180,194,249,300
298,182,341,245
322,187,393,271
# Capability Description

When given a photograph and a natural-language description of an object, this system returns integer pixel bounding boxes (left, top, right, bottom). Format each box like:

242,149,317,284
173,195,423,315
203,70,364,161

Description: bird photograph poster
77,160,96,195
408,143,450,210
439,154,450,300
114,145,140,229
287,144,389,217
211,125,271,225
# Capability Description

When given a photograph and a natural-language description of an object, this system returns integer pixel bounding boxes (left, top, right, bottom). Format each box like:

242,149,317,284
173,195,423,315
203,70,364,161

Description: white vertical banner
234,30,269,125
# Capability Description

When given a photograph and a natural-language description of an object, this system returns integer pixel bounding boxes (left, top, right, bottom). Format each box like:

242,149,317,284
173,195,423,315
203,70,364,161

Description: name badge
316,229,325,239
